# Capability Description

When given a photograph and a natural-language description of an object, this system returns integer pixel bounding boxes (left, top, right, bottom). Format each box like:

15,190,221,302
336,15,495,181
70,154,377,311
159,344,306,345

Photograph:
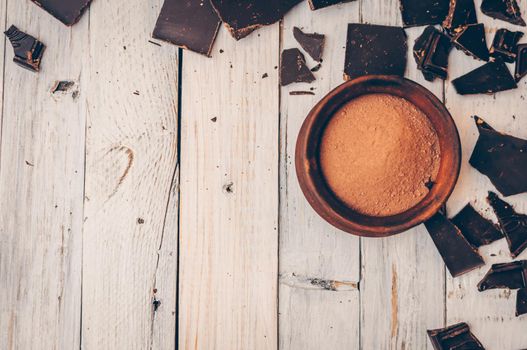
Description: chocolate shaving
289,91,316,95
413,26,452,81
4,25,45,72
516,44,527,82
427,322,485,350
517,288,527,316
452,59,517,95
293,27,325,62
481,0,526,27
308,0,355,10
442,0,478,34
29,0,92,26
451,23,490,61
399,0,450,28
490,29,524,63
280,48,316,86
477,260,527,291
451,204,503,248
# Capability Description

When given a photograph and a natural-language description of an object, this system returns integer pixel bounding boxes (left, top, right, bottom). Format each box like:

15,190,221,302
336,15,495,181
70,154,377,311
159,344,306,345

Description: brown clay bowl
295,75,461,237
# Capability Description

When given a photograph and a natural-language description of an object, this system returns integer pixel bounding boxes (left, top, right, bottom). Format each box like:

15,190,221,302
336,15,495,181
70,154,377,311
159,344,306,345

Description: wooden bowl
295,75,461,237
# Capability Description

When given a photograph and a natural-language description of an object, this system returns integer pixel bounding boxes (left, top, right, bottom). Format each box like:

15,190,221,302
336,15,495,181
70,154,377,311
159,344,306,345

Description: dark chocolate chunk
210,0,302,40
470,118,527,197
452,59,517,95
451,23,490,61
30,0,92,26
399,0,450,28
427,322,485,350
4,25,45,72
424,212,485,277
280,48,316,86
481,0,526,26
517,288,527,316
451,204,503,247
442,0,478,34
414,26,453,81
344,23,407,80
487,192,527,257
293,27,325,62
477,260,527,291
490,29,524,63
516,44,527,82
308,0,355,10
153,0,221,57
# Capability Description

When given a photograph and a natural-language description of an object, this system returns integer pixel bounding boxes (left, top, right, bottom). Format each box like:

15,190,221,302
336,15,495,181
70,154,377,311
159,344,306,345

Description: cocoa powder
319,93,441,217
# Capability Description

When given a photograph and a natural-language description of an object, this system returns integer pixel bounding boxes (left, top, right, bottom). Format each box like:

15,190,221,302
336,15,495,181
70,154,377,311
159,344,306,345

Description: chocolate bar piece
427,322,485,350
517,288,527,316
481,0,526,26
30,0,92,26
280,48,316,86
413,26,452,81
451,23,490,61
452,59,517,95
470,118,527,197
293,27,325,62
477,260,527,291
210,0,302,40
490,29,524,63
153,0,221,56
4,25,45,72
487,192,527,257
442,0,478,34
451,204,503,248
344,23,407,80
425,212,485,277
308,0,354,10
399,0,450,27
516,44,527,82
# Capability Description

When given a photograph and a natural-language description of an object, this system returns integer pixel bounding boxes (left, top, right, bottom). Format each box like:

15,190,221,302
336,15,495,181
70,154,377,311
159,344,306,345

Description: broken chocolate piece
452,59,517,95
293,27,325,62
470,118,527,197
413,26,452,81
451,204,503,248
442,0,478,34
517,288,527,316
516,44,527,82
210,0,302,40
481,0,526,26
490,29,524,63
308,0,354,10
344,23,407,80
399,0,450,27
4,25,45,72
487,192,527,257
425,212,485,277
477,260,527,291
451,23,490,61
427,322,485,350
281,48,316,86
153,0,221,56
30,0,92,26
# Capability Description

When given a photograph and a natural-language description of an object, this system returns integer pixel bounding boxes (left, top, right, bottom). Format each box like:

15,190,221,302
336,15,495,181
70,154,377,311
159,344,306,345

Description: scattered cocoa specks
25,160,34,166
137,218,145,224
52,81,75,93
211,117,217,122
223,182,234,194
219,49,224,53
311,63,322,72
133,90,140,95
123,46,127,50
148,40,161,47
152,297,161,312
290,91,315,95
262,73,268,78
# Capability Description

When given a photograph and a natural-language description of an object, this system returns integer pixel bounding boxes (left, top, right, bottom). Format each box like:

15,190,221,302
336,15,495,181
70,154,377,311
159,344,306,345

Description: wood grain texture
82,0,179,348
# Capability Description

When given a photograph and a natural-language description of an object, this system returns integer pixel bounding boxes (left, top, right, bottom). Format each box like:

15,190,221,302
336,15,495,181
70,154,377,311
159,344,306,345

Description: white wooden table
0,0,526,349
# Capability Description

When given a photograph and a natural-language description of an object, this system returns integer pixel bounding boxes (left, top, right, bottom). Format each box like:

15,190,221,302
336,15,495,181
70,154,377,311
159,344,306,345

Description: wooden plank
178,25,280,349
0,2,86,349
82,0,179,348
279,3,361,349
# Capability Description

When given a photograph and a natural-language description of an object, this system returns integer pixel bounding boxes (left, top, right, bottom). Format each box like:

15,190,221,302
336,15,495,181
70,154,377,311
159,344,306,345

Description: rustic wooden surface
0,0,526,349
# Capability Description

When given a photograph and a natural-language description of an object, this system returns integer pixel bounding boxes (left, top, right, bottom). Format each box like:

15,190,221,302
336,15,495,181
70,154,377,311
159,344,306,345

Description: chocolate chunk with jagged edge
427,322,485,350
487,192,527,257
451,204,503,247
470,118,527,196
451,23,490,61
442,0,478,34
516,44,527,82
481,0,526,26
30,0,92,26
414,26,453,81
210,0,302,40
153,0,221,57
308,0,355,10
490,29,524,63
293,27,325,62
4,25,45,72
477,260,527,291
517,288,527,316
452,59,517,95
399,0,450,27
280,48,316,86
425,212,485,277
344,23,407,80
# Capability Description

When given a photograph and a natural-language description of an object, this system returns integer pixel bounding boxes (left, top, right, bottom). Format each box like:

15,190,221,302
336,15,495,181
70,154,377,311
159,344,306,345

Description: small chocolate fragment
413,26,452,81
290,91,316,95
452,59,517,95
293,27,325,62
451,23,490,61
517,288,527,316
399,0,450,28
308,0,354,10
516,44,527,82
477,260,527,291
487,192,527,257
153,0,221,56
210,0,302,40
451,204,503,248
424,212,485,277
490,29,524,63
4,25,45,72
470,118,527,197
481,0,526,26
442,0,478,34
344,23,407,80
427,322,485,350
280,48,316,86
29,0,92,26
